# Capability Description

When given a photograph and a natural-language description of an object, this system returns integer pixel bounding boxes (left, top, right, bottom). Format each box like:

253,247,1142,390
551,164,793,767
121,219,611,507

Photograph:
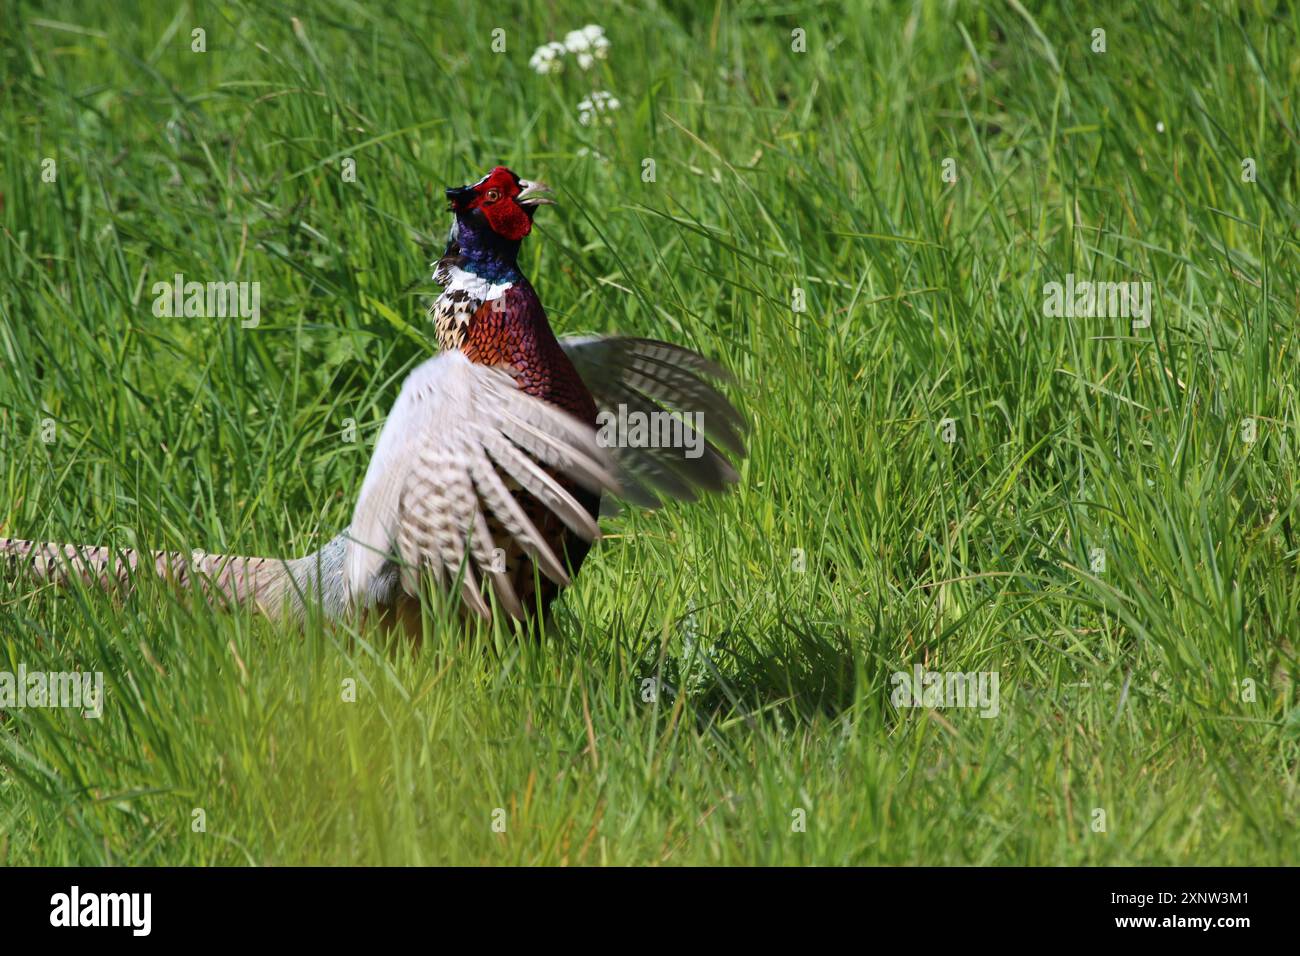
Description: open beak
516,179,556,206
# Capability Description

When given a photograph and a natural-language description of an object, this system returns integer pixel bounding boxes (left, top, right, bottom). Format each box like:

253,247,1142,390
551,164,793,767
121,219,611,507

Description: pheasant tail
0,534,350,619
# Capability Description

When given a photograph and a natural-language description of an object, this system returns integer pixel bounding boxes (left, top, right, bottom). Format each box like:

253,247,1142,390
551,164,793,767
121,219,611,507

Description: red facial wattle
480,197,532,240
464,167,531,241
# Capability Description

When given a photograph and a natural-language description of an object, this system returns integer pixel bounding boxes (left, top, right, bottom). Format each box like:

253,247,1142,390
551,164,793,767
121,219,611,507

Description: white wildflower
528,41,567,75
565,25,608,69
577,90,619,126
534,26,608,75
534,26,608,74
566,24,611,68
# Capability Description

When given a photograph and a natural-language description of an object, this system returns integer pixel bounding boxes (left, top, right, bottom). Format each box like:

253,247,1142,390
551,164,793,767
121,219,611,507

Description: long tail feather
0,533,349,620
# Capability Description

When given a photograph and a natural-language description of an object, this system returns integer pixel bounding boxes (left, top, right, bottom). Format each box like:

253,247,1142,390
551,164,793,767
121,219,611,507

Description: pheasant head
442,166,554,264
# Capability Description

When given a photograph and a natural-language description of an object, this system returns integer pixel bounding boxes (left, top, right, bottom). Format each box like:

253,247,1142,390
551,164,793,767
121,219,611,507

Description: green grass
1,0,1298,865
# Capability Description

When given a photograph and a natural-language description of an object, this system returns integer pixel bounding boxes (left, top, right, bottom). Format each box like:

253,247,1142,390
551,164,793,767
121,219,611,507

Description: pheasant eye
485,188,501,202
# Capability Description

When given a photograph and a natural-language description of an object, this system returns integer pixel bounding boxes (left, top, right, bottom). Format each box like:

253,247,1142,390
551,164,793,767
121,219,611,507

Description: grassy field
1,0,1298,865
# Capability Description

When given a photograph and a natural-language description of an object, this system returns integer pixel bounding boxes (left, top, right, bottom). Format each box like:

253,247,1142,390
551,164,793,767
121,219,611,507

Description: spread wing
346,351,620,619
559,336,748,507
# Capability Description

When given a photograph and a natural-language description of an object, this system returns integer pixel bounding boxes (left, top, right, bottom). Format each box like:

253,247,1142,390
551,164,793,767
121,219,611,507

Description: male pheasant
0,167,746,633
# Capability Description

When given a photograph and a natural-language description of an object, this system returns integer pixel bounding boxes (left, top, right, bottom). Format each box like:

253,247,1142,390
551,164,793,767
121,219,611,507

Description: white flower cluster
577,90,620,126
563,24,610,69
529,24,609,74
528,41,567,75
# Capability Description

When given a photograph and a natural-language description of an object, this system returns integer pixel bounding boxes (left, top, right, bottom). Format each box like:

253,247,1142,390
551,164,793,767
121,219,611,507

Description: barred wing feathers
559,336,748,507
346,351,620,620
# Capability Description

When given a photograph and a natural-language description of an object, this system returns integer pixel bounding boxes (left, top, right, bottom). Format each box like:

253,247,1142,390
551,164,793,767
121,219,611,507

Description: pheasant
0,167,746,633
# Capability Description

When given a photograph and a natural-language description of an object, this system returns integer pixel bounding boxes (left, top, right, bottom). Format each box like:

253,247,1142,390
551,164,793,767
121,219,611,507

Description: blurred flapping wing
560,336,748,508
346,350,619,619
